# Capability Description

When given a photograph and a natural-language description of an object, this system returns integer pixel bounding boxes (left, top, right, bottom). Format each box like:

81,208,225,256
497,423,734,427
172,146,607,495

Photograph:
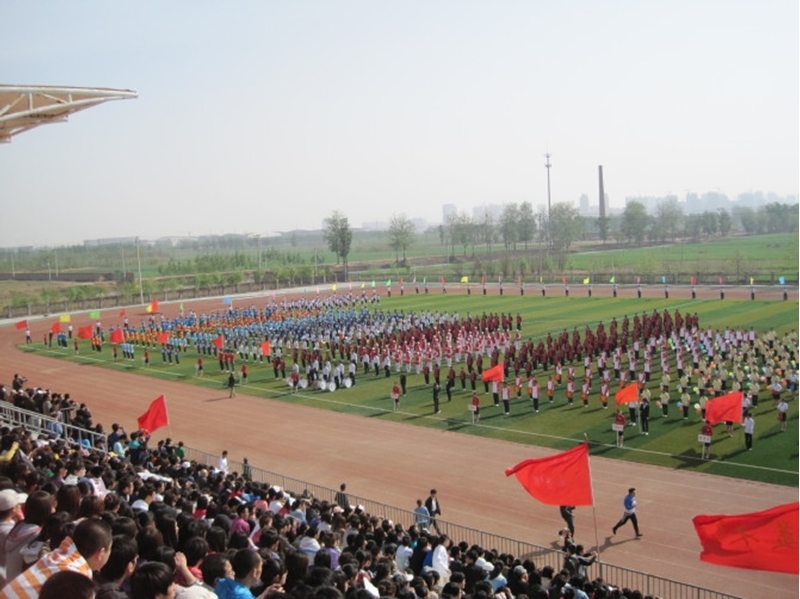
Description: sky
1,1,797,248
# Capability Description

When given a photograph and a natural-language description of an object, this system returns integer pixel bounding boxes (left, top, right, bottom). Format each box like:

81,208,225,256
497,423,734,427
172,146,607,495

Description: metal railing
181,445,741,599
0,400,106,451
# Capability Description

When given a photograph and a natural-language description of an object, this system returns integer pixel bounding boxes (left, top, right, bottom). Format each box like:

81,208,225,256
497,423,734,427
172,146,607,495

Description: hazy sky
1,1,797,247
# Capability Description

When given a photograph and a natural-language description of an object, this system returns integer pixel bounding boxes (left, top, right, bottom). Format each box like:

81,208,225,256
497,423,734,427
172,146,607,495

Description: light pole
545,153,552,247
136,239,144,305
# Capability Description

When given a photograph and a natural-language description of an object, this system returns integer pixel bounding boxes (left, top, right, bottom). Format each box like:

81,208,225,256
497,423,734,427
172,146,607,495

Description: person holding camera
559,505,576,536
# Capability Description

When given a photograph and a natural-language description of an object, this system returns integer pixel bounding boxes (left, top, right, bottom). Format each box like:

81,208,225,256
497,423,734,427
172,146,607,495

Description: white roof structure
0,85,137,143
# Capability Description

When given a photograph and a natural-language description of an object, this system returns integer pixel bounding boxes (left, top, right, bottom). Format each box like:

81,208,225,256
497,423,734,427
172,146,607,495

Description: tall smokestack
598,165,606,219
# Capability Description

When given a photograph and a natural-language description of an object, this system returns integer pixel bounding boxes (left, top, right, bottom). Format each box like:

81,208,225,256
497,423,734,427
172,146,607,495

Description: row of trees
619,200,798,245
157,248,308,276
324,199,797,269
439,202,584,256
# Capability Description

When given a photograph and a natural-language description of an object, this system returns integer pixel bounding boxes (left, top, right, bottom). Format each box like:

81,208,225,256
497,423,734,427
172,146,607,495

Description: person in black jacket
425,489,442,535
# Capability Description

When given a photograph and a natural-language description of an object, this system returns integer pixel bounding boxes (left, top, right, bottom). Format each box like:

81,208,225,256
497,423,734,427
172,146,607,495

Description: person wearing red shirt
614,410,626,447
470,392,481,424
391,382,401,412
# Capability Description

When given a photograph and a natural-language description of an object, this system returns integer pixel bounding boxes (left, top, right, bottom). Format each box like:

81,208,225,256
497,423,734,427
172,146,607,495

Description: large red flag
705,392,743,425
260,341,271,356
118,308,127,317
77,325,93,339
615,384,638,405
15,320,28,330
481,363,504,383
212,335,224,349
146,299,159,313
110,329,124,344
693,502,798,574
137,395,170,434
158,332,169,345
505,442,593,506
50,322,61,334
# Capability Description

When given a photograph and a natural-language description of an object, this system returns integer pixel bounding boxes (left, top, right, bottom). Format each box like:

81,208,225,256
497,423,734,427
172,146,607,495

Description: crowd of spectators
0,372,667,599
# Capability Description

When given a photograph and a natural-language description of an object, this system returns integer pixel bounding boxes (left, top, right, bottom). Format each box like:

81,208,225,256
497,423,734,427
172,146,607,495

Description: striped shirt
3,541,92,599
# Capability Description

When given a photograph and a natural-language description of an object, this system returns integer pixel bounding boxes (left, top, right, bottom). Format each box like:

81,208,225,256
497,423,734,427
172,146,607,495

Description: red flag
158,332,169,345
705,392,743,425
137,395,170,434
693,501,798,574
15,320,28,330
561,276,567,284
77,325,93,339
213,336,224,349
719,277,724,285
399,278,404,284
146,299,159,313
505,442,593,506
260,341,271,356
615,384,639,405
50,322,61,334
110,329,124,344
119,309,127,317
440,276,446,284
690,277,697,285
481,363,504,383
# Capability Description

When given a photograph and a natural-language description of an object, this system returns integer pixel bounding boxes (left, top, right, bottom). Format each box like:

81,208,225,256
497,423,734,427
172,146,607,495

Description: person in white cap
0,489,27,586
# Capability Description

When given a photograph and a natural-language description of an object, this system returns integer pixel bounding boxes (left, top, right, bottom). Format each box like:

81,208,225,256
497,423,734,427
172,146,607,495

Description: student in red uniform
471,391,481,424
391,382,401,412
615,410,626,447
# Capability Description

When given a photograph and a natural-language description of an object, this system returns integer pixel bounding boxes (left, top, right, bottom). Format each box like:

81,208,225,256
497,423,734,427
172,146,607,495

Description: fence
0,401,106,450
181,445,741,599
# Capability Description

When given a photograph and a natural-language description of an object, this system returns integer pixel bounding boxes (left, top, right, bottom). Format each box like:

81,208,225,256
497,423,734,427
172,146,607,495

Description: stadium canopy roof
0,85,137,143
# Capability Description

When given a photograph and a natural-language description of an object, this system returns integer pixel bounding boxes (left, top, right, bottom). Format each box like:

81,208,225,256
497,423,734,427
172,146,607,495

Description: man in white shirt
218,450,229,475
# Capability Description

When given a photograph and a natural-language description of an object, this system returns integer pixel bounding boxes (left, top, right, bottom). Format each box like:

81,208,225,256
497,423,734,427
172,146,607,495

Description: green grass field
20,294,799,487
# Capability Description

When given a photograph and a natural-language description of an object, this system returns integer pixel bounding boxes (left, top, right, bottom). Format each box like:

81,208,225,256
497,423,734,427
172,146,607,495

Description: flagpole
585,434,602,558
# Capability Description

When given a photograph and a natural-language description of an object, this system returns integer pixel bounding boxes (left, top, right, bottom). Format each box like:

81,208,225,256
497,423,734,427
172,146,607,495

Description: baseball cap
0,489,27,511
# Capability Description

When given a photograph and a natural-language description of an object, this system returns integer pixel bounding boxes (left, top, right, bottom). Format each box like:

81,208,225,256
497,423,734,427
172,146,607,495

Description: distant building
83,236,139,247
579,194,590,214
